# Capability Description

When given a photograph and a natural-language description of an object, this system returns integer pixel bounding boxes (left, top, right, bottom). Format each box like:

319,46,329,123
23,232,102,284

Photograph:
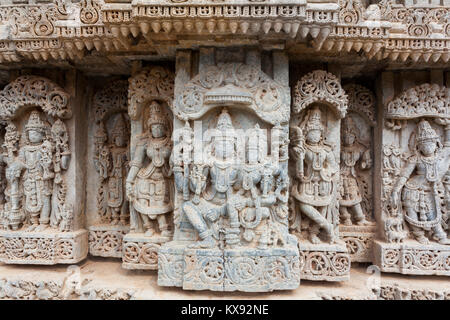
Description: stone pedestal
122,233,170,270
158,241,300,292
340,224,376,263
373,240,450,276
298,240,351,281
0,229,88,265
88,225,129,258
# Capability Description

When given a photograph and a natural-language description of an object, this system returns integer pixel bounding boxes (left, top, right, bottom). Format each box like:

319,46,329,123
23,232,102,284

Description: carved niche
289,70,351,281
158,51,300,292
122,66,175,270
374,83,450,276
0,75,88,265
339,84,377,263
89,80,131,258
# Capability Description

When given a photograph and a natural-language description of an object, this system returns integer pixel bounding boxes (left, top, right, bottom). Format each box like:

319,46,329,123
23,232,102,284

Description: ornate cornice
0,0,448,64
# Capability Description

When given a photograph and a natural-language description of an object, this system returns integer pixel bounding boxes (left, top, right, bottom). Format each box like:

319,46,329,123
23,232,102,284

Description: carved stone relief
123,66,175,270
158,49,300,292
374,83,450,276
339,84,377,263
289,70,351,281
0,75,88,265
88,80,130,258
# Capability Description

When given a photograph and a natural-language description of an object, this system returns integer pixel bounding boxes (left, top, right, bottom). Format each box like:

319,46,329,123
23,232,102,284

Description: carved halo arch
128,66,175,121
386,83,450,120
174,63,290,126
343,83,376,127
292,70,348,119
93,79,128,123
0,75,71,120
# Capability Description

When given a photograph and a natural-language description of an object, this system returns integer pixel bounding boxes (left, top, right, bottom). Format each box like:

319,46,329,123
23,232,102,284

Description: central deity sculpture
390,119,450,245
178,108,240,249
291,107,339,244
339,116,372,226
126,101,173,237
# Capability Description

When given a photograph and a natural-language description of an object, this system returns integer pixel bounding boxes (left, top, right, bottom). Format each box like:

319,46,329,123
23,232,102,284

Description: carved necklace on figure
306,144,325,171
419,154,439,182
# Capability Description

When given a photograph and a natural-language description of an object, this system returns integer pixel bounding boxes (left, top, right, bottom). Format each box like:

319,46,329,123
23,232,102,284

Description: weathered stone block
122,233,170,270
373,240,450,276
340,225,376,262
88,225,129,258
0,229,88,265
298,241,351,281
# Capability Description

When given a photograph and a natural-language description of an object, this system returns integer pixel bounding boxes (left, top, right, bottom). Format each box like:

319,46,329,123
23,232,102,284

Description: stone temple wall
0,0,448,299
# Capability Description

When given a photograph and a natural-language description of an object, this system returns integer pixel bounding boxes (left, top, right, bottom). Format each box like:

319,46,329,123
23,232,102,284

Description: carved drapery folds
339,84,376,263
122,66,175,270
374,82,450,276
290,70,350,281
0,75,87,265
89,80,130,258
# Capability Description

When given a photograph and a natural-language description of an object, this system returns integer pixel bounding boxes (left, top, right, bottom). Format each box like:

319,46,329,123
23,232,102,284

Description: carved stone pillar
290,70,351,281
0,75,88,265
88,80,130,258
157,48,300,292
373,77,450,276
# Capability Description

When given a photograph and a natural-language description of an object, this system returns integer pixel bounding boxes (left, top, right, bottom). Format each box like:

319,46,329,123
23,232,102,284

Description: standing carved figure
390,120,450,245
290,107,339,244
18,111,55,231
126,102,173,237
106,114,129,225
339,116,372,226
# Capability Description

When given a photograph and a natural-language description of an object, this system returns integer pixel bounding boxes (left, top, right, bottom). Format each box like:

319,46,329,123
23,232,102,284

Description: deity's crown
217,108,233,131
342,116,358,135
25,111,46,132
112,114,127,137
416,119,439,143
147,101,167,127
305,107,323,132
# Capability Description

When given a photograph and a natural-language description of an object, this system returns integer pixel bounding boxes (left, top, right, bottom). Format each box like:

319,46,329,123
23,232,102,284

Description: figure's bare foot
343,219,352,226
25,224,38,232
161,230,173,238
416,235,429,245
310,234,321,244
111,219,119,226
437,237,450,245
188,236,216,249
34,224,48,232
144,229,154,237
356,219,371,226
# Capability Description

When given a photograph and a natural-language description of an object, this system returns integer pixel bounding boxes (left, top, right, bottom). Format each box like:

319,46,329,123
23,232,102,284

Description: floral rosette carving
293,70,348,118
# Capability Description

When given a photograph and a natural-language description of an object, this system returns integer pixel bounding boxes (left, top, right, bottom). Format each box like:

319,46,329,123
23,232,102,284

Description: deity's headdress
217,108,234,131
416,119,439,143
147,101,168,127
342,116,359,136
111,113,127,139
305,107,324,132
25,111,46,133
